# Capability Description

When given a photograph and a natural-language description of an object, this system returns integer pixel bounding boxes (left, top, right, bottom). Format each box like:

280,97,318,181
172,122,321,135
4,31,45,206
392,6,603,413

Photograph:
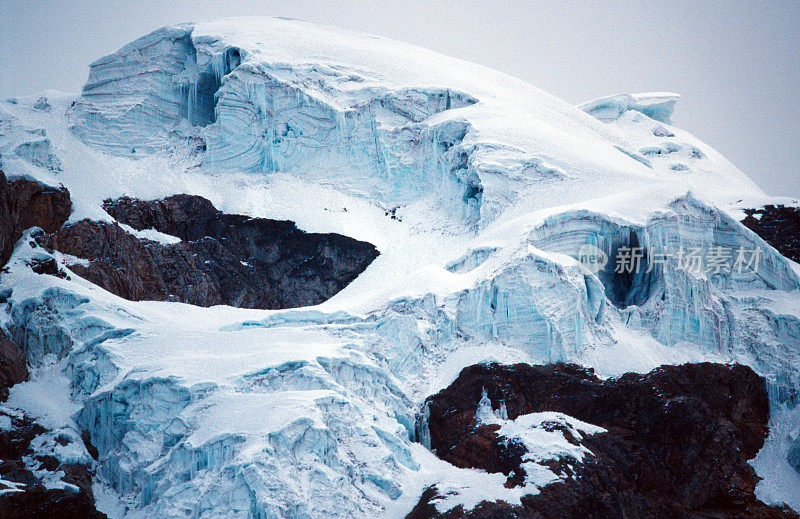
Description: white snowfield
1,16,799,517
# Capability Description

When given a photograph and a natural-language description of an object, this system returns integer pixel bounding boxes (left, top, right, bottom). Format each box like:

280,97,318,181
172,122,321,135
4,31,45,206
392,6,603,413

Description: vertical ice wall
202,68,479,213
201,71,485,224
527,195,800,402
71,26,241,155
71,27,489,225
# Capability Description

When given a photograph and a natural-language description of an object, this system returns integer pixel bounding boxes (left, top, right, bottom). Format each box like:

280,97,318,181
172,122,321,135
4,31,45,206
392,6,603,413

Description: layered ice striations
71,26,243,155
205,70,479,215
71,24,490,225
449,247,603,363
526,194,800,401
70,21,761,232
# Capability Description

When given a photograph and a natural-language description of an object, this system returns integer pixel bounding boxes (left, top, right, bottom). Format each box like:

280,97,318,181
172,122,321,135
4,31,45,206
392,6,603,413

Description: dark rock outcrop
0,331,26,401
0,410,106,519
0,170,72,266
0,171,101,517
39,194,379,309
410,362,796,519
0,170,70,402
742,205,800,263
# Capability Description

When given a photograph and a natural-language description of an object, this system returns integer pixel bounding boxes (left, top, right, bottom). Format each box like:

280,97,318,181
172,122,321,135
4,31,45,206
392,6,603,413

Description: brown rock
742,205,800,263
412,362,796,519
0,170,71,266
0,332,26,402
39,194,379,309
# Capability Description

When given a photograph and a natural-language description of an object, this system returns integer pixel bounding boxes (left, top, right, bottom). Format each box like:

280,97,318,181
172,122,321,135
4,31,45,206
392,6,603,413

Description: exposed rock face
0,170,72,266
411,362,796,519
0,332,26,401
40,194,379,309
0,172,103,517
0,170,70,402
742,205,800,263
0,410,106,519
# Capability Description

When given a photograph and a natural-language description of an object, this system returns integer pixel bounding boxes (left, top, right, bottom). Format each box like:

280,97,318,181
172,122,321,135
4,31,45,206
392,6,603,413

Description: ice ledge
579,92,682,123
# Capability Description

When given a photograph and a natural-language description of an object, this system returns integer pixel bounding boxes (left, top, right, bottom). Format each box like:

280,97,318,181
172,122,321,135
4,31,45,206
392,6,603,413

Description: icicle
416,402,432,450
497,400,509,420
474,387,496,423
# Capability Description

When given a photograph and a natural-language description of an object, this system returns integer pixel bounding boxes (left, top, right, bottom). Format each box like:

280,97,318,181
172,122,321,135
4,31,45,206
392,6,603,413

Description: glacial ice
69,18,763,232
14,138,63,172
70,23,489,226
579,92,682,124
1,16,799,518
523,195,800,401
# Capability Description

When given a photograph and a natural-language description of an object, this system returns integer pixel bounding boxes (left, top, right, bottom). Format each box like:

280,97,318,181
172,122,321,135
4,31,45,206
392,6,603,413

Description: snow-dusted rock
412,362,780,518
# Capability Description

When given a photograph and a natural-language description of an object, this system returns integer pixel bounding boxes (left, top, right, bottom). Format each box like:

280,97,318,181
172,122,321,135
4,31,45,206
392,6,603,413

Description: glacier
1,16,799,517
578,92,681,124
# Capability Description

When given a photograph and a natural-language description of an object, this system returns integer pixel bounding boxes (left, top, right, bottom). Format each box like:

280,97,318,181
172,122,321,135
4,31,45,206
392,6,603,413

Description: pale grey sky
1,1,798,197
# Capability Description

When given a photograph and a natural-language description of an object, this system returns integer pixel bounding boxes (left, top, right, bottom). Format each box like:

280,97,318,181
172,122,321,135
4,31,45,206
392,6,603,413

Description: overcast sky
2,1,798,197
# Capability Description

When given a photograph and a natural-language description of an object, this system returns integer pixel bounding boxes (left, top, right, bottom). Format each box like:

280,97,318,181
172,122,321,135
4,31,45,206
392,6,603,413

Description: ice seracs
579,92,681,124
70,18,758,231
1,16,799,518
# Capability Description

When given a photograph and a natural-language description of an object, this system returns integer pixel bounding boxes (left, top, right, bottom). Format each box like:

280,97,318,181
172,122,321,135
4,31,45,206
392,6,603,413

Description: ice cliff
69,18,758,229
1,16,799,518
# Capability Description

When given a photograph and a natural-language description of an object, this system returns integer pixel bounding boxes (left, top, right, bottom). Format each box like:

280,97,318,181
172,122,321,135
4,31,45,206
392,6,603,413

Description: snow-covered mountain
1,17,799,518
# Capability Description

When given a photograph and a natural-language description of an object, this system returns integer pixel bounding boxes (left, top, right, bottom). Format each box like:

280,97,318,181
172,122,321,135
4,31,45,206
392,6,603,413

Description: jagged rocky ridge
39,194,378,309
410,362,796,519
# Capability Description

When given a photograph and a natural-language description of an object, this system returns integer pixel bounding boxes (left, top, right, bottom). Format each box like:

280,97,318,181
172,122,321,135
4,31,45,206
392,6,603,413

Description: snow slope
1,16,799,517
